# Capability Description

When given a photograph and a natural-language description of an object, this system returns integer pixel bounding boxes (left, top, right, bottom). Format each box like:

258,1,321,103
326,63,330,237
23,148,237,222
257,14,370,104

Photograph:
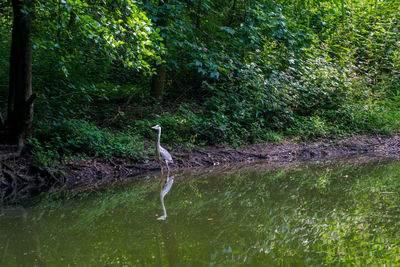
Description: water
1,156,400,266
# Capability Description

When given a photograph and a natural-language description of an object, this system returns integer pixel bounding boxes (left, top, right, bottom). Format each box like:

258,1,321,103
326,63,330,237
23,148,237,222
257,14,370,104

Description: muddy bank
1,134,400,203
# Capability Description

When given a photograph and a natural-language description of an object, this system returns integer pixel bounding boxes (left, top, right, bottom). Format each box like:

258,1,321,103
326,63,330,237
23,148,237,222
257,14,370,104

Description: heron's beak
151,126,158,130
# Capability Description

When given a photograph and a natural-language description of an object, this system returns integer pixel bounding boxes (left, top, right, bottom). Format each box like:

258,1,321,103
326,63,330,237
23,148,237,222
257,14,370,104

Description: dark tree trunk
6,0,37,150
150,0,169,102
151,62,167,101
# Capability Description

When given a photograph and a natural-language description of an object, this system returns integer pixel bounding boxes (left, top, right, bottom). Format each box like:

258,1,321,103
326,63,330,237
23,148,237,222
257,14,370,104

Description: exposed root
0,158,60,204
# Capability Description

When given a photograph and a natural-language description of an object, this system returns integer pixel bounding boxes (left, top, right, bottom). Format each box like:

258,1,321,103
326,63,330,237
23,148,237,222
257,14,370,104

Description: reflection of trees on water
156,214,181,266
0,207,45,266
1,158,399,265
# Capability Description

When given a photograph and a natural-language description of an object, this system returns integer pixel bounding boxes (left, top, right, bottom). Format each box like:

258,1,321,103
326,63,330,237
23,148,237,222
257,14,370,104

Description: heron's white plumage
159,146,173,163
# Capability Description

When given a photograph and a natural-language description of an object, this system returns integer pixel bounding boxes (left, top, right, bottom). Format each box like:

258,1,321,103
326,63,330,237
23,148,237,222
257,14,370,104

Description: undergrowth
2,0,398,166
29,119,146,167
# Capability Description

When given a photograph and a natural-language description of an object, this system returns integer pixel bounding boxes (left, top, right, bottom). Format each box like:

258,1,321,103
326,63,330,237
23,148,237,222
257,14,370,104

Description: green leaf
220,26,235,35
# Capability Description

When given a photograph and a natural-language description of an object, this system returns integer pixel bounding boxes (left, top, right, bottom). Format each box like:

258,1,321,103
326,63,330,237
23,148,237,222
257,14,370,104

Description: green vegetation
29,119,145,166
1,0,400,162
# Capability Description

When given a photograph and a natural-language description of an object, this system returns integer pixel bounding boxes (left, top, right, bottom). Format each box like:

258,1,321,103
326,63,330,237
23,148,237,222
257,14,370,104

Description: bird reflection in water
156,172,181,265
157,172,175,221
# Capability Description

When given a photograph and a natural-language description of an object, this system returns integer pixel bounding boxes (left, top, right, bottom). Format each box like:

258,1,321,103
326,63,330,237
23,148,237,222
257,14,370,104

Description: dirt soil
2,134,400,203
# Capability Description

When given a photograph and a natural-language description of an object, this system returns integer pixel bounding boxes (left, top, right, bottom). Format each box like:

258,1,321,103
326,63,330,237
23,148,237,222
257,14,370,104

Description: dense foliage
1,0,399,162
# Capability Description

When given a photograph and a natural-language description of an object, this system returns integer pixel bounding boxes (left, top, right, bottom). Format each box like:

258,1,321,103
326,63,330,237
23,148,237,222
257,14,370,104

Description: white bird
151,125,173,175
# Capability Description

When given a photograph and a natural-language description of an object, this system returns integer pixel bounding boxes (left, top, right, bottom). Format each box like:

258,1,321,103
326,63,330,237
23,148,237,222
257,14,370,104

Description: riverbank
1,133,400,203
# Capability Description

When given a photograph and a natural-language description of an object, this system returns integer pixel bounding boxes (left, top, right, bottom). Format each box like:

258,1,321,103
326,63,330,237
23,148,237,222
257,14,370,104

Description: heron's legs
160,160,164,175
166,160,170,173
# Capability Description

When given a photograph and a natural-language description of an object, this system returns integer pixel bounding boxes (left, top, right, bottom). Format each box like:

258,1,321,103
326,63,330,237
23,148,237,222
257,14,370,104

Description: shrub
33,119,146,160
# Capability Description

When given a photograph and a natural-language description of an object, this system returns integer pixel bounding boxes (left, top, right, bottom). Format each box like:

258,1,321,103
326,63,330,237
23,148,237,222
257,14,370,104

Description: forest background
0,0,399,167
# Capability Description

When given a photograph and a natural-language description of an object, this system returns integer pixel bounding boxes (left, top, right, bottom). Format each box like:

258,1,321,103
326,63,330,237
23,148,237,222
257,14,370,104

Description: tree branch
26,93,39,106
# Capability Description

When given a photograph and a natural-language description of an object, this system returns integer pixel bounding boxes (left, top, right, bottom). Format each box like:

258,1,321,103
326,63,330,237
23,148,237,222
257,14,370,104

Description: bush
33,119,146,160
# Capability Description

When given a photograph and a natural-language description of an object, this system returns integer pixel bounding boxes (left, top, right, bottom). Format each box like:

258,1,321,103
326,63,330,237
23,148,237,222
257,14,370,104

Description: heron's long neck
157,128,161,149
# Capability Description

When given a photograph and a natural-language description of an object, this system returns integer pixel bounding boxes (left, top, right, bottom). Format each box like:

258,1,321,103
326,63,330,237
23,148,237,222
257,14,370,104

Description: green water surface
1,157,400,266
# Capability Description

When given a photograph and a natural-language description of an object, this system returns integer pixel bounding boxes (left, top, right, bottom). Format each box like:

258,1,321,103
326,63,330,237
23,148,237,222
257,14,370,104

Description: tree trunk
150,0,169,102
151,62,167,101
6,0,36,150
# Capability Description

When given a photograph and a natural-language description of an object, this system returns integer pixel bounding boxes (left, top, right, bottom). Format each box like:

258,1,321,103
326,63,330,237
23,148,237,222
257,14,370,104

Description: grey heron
151,125,173,174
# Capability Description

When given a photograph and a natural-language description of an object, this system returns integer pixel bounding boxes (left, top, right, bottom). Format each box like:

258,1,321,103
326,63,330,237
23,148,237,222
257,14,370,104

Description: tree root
0,150,22,160
0,159,63,204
